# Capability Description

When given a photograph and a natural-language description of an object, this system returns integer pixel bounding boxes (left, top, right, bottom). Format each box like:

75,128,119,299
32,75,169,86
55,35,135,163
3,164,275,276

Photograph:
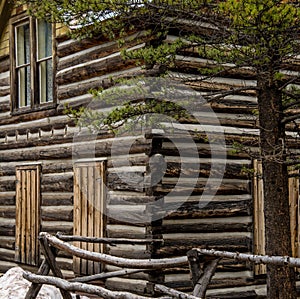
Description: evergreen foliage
17,0,300,297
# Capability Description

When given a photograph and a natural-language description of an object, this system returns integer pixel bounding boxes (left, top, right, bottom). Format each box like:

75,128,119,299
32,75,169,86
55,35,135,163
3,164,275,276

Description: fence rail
23,232,300,299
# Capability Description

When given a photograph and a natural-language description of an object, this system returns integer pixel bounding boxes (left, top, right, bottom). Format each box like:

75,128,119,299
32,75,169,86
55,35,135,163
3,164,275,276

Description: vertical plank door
73,161,106,275
15,165,41,266
253,160,300,275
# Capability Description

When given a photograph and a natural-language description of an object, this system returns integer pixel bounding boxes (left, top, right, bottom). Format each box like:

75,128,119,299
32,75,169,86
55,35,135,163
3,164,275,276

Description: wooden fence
23,232,300,299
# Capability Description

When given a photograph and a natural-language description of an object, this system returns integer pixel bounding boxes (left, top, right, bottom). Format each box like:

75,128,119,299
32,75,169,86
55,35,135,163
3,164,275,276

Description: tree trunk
257,76,297,299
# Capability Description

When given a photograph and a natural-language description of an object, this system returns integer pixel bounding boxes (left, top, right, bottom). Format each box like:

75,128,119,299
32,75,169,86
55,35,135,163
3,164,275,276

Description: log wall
0,7,300,298
0,6,154,277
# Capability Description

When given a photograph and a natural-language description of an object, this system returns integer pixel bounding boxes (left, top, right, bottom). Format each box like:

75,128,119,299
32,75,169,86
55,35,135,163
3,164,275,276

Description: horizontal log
150,132,259,152
57,40,121,70
0,192,15,205
108,192,156,205
106,224,147,239
41,232,188,269
155,283,199,299
156,244,250,258
56,54,136,85
0,248,15,262
57,78,106,100
57,66,161,100
197,248,300,269
57,31,150,70
0,107,57,126
70,268,151,283
0,176,15,192
0,205,15,218
0,218,15,236
164,161,250,179
56,233,162,245
107,244,151,259
43,160,74,174
161,258,249,273
159,216,252,234
0,56,9,73
163,275,256,294
0,101,9,112
55,257,73,272
154,178,250,195
0,134,74,151
107,154,148,168
57,36,114,58
41,206,73,221
42,173,73,193
159,142,235,159
23,272,160,299
0,135,151,161
161,200,251,219
0,261,20,274
107,172,145,192
42,192,73,206
107,205,152,225
0,76,9,87
163,233,251,248
105,277,151,296
41,221,73,235
0,86,10,97
0,115,75,137
174,56,256,79
0,236,15,250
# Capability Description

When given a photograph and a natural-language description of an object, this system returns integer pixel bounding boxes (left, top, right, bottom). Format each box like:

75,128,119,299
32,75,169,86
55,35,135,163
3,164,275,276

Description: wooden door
15,165,41,266
73,161,106,275
253,160,300,275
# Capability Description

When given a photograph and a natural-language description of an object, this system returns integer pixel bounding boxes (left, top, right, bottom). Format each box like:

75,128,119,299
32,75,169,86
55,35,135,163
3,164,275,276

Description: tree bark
257,75,297,299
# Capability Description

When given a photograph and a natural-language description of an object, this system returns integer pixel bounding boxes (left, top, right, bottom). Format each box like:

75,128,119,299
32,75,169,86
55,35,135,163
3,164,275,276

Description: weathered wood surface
154,284,199,299
196,248,300,268
25,259,51,299
187,249,221,298
56,233,163,245
24,272,171,299
39,235,72,299
2,11,300,296
39,232,188,269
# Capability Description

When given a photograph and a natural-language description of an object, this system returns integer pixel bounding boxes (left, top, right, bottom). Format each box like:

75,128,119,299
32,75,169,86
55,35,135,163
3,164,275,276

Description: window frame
10,13,57,115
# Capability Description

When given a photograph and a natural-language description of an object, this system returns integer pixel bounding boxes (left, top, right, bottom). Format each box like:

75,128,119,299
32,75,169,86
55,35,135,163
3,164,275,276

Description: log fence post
25,259,51,299
187,249,221,298
38,234,72,299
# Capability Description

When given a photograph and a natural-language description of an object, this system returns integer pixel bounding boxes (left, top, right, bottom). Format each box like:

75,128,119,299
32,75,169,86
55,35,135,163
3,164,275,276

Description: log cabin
0,1,299,298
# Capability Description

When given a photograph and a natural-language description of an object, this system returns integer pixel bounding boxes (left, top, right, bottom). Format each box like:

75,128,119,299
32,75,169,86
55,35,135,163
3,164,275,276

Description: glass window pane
16,23,30,66
39,59,53,103
18,66,31,107
37,20,52,60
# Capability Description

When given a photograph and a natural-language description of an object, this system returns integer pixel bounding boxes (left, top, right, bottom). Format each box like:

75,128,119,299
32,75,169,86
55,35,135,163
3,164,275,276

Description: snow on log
40,232,188,269
196,248,300,268
24,272,170,299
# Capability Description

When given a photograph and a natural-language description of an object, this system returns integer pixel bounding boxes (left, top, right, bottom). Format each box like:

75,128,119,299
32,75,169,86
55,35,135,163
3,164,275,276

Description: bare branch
24,272,170,299
40,232,188,269
154,284,200,299
196,248,300,268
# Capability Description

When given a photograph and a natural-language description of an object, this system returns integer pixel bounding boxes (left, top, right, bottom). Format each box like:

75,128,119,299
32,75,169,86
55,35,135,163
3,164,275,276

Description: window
10,15,55,113
15,165,41,266
253,160,300,275
73,161,107,275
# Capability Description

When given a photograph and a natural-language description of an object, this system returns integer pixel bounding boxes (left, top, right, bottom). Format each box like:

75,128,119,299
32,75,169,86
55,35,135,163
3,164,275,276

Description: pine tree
19,1,300,297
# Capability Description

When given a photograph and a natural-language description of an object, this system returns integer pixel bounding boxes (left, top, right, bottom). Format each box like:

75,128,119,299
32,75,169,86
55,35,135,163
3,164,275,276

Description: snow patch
0,267,89,299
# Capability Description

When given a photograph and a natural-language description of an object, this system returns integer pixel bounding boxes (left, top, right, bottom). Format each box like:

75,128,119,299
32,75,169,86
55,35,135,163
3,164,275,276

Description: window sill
11,102,58,116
